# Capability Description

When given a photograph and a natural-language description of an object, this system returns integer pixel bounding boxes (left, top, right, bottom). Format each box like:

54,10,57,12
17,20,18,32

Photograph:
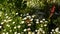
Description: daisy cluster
0,12,48,34
0,6,60,34
0,12,60,34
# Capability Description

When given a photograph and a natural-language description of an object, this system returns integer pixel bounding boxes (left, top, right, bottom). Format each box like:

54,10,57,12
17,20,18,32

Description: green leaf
0,0,5,4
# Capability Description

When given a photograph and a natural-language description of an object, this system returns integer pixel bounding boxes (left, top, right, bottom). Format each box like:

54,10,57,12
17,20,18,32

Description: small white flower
8,17,11,19
40,20,43,23
23,17,27,20
59,31,60,33
52,29,54,32
42,19,45,21
36,19,39,22
13,22,15,24
6,32,9,34
17,33,20,34
5,13,7,16
3,29,6,31
2,8,4,10
9,30,12,32
28,24,31,26
32,15,36,18
42,31,45,34
2,32,5,34
35,30,38,32
21,21,24,24
36,21,39,24
6,16,9,18
14,26,17,29
30,18,33,21
27,16,31,19
1,22,4,25
55,27,59,32
8,19,12,21
17,25,21,28
32,32,35,34
39,28,43,31
24,29,27,32
28,31,32,34
27,28,31,31
54,32,55,34
6,24,10,27
44,24,47,26
16,13,18,15
45,21,48,23
4,19,6,22
0,26,2,29
26,13,29,15
50,32,52,34
20,14,23,16
41,24,43,27
14,32,17,34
